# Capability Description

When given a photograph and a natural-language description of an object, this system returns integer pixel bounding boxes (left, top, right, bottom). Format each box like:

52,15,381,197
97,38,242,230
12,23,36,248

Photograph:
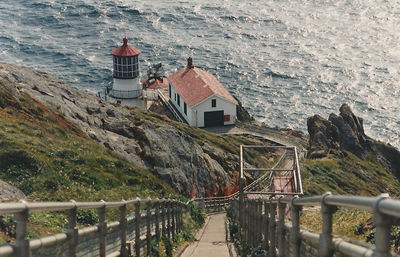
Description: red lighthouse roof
111,37,141,56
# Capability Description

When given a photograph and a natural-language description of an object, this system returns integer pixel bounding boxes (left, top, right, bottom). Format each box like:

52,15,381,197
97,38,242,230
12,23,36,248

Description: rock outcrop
0,180,26,201
307,104,400,179
0,62,240,197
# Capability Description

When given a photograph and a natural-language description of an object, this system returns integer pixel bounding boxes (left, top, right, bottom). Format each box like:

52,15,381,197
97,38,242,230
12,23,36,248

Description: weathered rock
307,104,371,159
141,122,234,196
307,114,339,157
0,180,26,201
307,103,400,180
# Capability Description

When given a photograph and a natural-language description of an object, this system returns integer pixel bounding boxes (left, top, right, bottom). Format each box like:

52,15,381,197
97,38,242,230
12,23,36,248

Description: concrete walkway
180,213,232,257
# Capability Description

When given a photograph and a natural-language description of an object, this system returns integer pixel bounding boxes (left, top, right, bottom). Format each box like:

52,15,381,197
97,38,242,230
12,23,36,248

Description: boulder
0,180,26,201
307,104,371,159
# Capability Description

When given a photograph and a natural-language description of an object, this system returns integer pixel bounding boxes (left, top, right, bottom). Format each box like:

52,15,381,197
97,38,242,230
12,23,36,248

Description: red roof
111,37,141,56
168,66,238,107
141,78,169,89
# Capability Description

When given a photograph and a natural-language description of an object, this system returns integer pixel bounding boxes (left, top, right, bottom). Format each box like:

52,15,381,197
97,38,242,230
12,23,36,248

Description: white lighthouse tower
110,37,142,99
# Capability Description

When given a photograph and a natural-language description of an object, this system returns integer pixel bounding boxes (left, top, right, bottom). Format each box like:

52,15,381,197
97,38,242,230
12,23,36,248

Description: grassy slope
300,151,400,248
0,86,175,202
301,151,400,197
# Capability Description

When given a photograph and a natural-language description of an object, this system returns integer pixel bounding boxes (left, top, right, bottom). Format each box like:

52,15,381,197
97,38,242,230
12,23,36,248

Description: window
174,93,176,101
169,84,171,98
177,95,180,106
211,99,216,107
184,102,187,115
112,56,139,78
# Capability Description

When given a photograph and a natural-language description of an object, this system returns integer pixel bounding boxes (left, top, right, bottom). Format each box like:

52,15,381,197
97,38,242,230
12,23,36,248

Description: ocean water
1,0,399,149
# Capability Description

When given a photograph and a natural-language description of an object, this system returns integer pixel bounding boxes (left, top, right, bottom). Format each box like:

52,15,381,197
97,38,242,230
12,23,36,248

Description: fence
0,198,186,257
190,145,303,212
230,192,400,257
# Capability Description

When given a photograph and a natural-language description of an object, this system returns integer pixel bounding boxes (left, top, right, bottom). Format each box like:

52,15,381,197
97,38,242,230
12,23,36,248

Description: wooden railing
157,89,186,123
230,192,400,257
0,198,186,257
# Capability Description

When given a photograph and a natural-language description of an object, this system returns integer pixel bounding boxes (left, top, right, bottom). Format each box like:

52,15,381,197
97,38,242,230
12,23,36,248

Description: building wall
113,77,141,91
169,83,236,127
193,96,236,127
112,77,142,99
169,83,192,124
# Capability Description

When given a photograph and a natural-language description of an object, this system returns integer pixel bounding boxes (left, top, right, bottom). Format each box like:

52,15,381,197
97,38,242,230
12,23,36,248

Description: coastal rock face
0,62,238,197
308,104,371,158
307,104,400,178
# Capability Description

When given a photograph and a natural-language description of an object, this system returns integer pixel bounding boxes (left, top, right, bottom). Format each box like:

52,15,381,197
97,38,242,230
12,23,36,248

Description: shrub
150,238,160,257
188,202,205,226
77,209,98,225
161,236,172,257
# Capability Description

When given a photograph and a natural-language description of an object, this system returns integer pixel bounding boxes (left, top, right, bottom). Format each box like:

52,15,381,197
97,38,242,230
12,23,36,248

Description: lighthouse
110,37,142,99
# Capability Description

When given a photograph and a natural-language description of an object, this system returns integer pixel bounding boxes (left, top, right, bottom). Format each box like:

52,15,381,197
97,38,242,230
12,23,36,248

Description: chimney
187,57,194,69
123,37,128,46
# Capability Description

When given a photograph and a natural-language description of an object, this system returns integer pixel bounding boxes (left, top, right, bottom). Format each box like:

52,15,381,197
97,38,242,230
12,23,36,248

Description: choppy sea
1,0,399,149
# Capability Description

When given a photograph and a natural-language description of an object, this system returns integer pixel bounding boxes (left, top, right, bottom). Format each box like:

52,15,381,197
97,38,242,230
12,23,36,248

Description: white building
110,37,142,99
168,57,238,127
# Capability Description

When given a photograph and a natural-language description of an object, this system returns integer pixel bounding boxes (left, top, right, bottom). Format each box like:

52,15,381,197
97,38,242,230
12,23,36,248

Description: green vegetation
0,93,175,202
301,151,400,197
150,203,206,257
0,85,176,240
301,207,400,253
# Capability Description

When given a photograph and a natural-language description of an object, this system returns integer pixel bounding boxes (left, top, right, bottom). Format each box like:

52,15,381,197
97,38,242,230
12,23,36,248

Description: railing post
239,146,245,239
290,197,301,257
120,201,128,257
155,199,161,242
373,193,392,257
258,199,263,246
248,200,253,247
269,202,277,257
98,200,107,257
135,199,141,257
177,202,182,233
68,200,78,257
175,202,180,234
239,180,244,239
167,200,171,239
263,200,270,251
244,199,249,245
277,199,286,257
171,201,176,239
161,200,166,238
319,192,336,257
14,200,29,257
146,198,152,256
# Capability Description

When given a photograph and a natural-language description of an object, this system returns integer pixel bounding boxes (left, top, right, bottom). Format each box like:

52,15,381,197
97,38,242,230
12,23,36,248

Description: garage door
204,111,224,127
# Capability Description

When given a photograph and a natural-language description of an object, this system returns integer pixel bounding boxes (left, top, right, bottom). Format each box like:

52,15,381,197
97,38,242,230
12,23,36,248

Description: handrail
231,193,400,257
0,198,187,257
157,89,186,123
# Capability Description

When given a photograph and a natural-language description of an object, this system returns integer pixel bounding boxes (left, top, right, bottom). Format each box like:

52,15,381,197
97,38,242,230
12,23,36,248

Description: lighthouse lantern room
111,37,142,99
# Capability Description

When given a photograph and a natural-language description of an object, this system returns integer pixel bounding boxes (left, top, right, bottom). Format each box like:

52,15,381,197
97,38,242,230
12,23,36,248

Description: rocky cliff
307,104,400,180
0,62,269,198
